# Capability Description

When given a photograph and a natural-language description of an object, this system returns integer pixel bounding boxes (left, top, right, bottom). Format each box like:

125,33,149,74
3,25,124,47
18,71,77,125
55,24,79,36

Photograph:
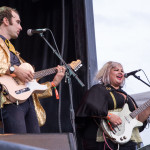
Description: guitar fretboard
32,59,81,80
130,99,150,118
34,67,57,79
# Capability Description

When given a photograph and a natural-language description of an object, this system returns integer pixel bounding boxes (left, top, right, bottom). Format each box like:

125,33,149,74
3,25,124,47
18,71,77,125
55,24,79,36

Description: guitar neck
34,67,57,79
130,99,150,118
33,59,82,79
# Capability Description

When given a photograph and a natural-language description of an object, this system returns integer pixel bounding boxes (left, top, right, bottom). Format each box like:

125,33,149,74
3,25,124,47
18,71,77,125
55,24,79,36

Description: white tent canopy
131,91,150,106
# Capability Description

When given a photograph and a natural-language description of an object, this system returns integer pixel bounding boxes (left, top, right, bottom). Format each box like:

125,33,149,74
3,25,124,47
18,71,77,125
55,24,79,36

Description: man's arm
36,65,66,99
52,65,66,87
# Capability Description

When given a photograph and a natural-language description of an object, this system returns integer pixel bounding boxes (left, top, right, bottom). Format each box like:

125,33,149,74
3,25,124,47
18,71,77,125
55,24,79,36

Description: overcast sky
93,0,150,95
93,0,150,146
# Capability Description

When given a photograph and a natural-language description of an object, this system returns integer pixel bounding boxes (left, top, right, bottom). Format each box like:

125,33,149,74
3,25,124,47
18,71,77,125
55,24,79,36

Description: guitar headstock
69,59,82,72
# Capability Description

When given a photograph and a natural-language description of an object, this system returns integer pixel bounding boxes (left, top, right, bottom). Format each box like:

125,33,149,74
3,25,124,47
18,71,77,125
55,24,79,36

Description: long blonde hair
95,61,125,87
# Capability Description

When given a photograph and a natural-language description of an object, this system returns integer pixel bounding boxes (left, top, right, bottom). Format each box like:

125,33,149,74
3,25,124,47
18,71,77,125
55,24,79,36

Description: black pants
1,97,40,133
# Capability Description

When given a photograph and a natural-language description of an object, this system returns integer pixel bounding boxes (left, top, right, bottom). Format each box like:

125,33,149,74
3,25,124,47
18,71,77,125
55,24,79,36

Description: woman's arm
138,106,150,123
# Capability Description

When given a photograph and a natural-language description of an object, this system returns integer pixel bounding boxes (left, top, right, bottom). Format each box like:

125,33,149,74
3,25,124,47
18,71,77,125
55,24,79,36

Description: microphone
124,69,141,78
27,28,47,36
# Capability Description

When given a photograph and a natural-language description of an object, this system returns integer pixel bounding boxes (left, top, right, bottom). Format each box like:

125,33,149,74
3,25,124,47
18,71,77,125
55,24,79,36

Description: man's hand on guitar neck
52,65,66,87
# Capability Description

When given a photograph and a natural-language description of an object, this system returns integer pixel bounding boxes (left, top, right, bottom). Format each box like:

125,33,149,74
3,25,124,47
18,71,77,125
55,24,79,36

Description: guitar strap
106,87,117,109
5,39,17,55
127,95,137,110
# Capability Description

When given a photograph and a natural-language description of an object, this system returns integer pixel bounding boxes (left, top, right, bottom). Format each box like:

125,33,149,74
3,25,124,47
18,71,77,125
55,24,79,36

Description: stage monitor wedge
0,133,77,150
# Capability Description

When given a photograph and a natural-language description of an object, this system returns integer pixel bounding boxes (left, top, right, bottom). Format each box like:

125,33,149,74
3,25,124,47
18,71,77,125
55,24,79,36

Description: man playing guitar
0,6,65,133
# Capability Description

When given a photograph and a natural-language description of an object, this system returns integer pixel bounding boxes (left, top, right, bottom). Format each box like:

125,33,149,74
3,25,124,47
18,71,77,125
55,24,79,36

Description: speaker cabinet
0,133,77,150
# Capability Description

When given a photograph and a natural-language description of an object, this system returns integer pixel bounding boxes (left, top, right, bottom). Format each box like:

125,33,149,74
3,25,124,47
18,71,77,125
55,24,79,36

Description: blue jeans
1,97,40,133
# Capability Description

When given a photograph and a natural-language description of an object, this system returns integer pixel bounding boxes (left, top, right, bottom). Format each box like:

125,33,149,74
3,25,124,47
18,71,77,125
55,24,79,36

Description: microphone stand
39,33,85,149
39,33,85,87
133,75,150,87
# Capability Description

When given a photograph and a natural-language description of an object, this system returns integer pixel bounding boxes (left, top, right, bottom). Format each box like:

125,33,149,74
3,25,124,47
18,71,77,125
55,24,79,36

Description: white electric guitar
0,60,82,104
101,99,150,144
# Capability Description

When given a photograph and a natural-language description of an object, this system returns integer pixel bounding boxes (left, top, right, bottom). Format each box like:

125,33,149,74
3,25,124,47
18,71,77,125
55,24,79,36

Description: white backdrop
93,0,150,146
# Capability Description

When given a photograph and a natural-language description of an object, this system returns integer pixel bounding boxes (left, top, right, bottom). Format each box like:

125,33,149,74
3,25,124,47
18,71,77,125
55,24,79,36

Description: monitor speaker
0,133,77,150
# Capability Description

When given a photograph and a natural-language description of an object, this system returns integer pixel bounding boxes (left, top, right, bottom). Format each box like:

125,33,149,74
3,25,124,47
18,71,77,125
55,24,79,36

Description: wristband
51,81,59,99
106,112,112,120
10,73,16,77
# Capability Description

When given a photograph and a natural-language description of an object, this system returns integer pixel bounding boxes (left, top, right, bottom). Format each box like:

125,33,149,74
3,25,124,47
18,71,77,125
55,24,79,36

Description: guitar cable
103,132,113,150
103,132,120,150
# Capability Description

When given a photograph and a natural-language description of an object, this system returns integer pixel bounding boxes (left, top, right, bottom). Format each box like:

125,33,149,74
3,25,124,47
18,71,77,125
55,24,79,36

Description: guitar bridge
15,87,30,94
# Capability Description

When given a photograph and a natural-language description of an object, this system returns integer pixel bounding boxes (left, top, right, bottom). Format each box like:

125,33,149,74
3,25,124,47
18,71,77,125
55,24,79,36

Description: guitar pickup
15,87,30,94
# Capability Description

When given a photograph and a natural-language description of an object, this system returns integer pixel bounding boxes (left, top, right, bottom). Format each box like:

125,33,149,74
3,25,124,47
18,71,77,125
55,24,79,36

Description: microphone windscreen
124,73,128,78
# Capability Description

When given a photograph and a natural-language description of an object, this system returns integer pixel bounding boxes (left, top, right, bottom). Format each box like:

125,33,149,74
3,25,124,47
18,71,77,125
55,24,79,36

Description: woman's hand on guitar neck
13,65,34,83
